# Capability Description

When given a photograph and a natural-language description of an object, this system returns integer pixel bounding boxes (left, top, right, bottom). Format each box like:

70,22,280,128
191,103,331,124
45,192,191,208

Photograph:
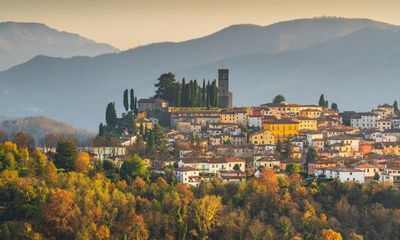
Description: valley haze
1,17,400,130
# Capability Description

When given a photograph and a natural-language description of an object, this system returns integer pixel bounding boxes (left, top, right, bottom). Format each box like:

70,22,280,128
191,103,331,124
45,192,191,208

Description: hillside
0,116,95,144
0,17,399,129
0,22,119,70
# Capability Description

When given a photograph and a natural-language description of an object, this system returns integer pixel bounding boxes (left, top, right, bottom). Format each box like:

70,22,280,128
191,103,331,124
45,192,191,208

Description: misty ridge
1,16,400,130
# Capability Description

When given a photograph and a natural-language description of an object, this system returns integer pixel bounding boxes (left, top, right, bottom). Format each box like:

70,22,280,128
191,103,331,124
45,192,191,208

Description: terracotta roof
174,166,198,172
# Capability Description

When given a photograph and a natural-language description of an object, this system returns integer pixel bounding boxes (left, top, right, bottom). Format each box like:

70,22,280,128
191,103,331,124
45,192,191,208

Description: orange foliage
43,189,80,235
321,229,343,240
257,168,279,194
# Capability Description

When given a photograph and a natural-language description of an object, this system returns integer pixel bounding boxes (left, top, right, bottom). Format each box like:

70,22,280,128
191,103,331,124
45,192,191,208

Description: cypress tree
139,123,144,135
99,123,104,136
206,81,211,108
197,84,202,107
105,103,112,127
181,78,186,107
134,97,138,115
130,89,135,112
211,80,218,107
123,89,129,113
394,101,399,114
325,100,329,108
331,103,338,111
128,115,136,134
202,79,206,107
146,129,155,154
193,80,198,107
106,102,117,128
175,83,181,107
319,94,326,107
188,80,193,107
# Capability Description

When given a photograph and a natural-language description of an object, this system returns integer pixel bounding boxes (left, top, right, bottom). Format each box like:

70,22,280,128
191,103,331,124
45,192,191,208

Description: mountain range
0,22,118,70
0,17,400,130
0,116,95,144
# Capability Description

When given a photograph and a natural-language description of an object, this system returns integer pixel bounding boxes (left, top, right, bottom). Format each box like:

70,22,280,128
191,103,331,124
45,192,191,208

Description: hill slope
0,22,119,70
0,17,398,129
0,116,95,144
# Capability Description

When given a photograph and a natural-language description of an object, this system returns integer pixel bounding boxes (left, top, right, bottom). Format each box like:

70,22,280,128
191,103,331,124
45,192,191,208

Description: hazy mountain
0,116,95,144
0,17,399,130
0,22,118,70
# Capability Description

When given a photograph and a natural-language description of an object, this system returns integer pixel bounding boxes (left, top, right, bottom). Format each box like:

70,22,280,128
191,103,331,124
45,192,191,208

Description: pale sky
1,0,400,50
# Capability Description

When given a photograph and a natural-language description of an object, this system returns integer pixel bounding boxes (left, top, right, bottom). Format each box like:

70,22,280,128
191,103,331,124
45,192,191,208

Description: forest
1,140,400,240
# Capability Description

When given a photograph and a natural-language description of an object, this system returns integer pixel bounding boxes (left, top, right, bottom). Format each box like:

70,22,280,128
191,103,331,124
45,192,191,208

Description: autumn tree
13,131,35,150
321,229,343,240
192,195,222,239
74,152,91,174
43,189,80,238
257,168,279,194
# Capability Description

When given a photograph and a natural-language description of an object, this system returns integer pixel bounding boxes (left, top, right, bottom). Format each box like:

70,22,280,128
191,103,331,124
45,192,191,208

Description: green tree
319,94,327,107
123,89,129,113
180,78,186,107
134,96,138,115
206,81,211,108
285,163,302,175
201,79,206,107
306,147,318,162
130,88,135,112
105,102,117,128
153,124,167,155
154,73,179,106
120,155,150,183
146,130,155,155
394,100,399,114
128,115,136,135
98,123,104,136
331,103,338,111
55,140,77,171
282,140,292,159
273,95,286,104
211,80,218,107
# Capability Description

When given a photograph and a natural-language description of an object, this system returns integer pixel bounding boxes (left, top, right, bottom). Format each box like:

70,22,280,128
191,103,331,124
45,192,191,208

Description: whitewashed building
173,166,201,186
350,112,381,129
315,167,365,183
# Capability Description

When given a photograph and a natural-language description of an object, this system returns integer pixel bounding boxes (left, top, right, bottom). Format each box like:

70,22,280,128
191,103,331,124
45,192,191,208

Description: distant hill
0,22,119,70
0,17,399,130
0,116,95,144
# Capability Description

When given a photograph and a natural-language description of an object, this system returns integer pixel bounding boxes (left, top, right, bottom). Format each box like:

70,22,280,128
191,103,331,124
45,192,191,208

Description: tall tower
218,69,232,108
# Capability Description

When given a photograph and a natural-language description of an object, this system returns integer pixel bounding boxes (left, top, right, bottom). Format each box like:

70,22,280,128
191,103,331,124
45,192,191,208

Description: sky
1,0,400,50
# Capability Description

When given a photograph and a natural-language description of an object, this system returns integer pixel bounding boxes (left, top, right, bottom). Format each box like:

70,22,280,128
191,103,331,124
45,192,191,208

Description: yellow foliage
74,152,91,174
194,195,222,238
321,229,343,240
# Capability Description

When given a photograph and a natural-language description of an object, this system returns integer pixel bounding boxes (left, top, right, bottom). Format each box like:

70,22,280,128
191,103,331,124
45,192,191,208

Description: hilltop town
73,69,400,188
3,69,400,239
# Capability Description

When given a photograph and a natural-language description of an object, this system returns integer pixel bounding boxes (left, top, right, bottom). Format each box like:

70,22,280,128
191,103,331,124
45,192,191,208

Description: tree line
2,139,400,239
154,73,219,108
